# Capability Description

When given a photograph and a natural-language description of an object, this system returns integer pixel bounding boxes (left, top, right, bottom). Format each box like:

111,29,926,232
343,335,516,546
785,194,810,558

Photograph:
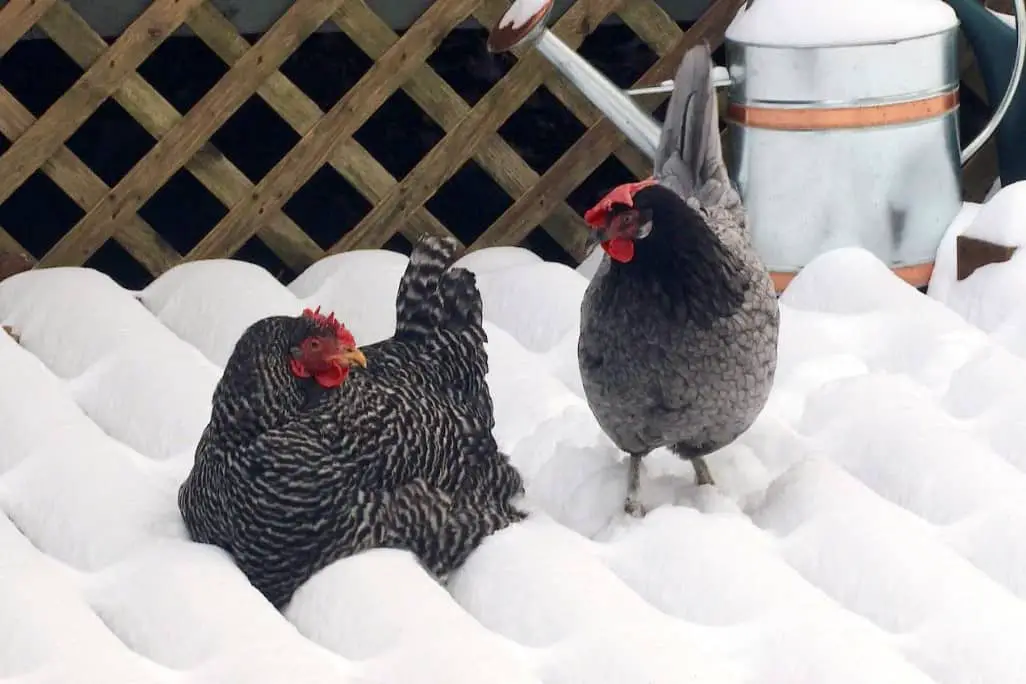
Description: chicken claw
624,498,647,518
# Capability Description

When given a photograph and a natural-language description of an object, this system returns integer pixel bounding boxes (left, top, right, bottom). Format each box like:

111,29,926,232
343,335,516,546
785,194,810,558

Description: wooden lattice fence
0,0,745,285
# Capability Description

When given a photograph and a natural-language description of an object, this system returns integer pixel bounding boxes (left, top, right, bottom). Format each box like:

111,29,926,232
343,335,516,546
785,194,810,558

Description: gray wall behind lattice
11,0,711,38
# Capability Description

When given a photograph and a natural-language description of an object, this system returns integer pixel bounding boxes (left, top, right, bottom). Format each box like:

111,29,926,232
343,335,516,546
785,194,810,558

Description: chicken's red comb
301,306,355,345
583,177,659,227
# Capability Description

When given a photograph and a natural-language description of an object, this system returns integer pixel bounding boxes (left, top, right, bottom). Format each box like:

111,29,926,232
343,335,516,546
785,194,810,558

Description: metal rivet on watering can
485,0,1026,292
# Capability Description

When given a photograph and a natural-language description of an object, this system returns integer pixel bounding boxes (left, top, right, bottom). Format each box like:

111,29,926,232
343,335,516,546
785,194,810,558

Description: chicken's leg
692,456,715,486
671,442,717,487
624,452,647,518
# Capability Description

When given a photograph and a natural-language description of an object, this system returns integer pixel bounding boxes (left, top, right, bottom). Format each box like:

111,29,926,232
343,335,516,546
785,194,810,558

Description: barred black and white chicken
178,236,525,609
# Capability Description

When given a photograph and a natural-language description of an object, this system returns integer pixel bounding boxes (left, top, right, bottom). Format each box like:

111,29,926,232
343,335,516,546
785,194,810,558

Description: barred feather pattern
178,236,525,609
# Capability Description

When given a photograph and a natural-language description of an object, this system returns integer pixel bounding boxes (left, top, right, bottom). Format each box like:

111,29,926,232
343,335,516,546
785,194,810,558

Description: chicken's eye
308,339,321,352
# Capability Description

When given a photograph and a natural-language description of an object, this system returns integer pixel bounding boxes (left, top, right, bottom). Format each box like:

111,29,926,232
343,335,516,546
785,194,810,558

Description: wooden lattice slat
0,0,764,284
184,1,455,245
0,0,58,57
0,0,203,207
335,0,590,259
333,0,623,254
186,0,480,261
41,0,346,268
0,222,34,264
0,84,179,274
35,0,323,272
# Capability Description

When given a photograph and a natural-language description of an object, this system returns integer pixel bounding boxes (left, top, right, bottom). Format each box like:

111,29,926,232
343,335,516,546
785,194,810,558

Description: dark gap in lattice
652,98,670,122
520,226,575,267
136,35,229,114
354,90,445,180
0,171,83,259
426,159,511,247
567,155,638,215
234,235,297,284
283,165,371,250
209,95,301,183
138,168,227,255
278,31,373,112
0,37,83,118
83,240,152,290
426,27,513,106
711,39,726,65
578,24,660,89
65,99,157,186
383,233,414,256
499,84,586,175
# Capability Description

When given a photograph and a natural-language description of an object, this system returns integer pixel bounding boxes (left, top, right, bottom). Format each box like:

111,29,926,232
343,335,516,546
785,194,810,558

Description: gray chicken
577,43,779,517
179,236,525,608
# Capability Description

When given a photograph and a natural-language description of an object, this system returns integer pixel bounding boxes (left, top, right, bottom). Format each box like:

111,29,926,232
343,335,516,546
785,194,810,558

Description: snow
7,220,1026,682
497,0,551,31
930,181,1026,360
726,0,958,47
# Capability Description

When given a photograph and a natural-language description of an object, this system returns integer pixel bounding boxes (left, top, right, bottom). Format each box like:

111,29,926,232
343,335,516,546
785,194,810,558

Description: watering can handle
961,0,1026,163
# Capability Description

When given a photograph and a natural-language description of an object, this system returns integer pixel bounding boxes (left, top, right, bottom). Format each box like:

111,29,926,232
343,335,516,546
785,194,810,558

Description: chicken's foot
692,456,715,486
624,452,647,518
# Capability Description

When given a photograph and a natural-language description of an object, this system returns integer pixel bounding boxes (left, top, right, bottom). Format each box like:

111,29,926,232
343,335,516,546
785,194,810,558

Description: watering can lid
726,0,958,48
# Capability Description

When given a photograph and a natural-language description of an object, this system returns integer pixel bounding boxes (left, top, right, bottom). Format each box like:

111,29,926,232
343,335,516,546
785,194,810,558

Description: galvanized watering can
486,0,1026,291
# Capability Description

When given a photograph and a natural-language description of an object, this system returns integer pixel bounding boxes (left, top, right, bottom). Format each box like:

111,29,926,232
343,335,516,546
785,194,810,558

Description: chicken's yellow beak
338,347,367,368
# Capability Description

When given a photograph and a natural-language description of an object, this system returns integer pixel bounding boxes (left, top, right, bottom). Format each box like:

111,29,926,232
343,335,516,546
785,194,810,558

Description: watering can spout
486,0,663,161
945,0,1026,184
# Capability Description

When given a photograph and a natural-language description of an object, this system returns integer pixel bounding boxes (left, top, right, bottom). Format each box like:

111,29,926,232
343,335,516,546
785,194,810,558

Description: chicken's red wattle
314,363,347,388
603,238,635,263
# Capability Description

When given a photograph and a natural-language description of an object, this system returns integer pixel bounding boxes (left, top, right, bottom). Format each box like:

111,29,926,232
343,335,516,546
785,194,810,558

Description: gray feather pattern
179,236,524,609
578,44,779,489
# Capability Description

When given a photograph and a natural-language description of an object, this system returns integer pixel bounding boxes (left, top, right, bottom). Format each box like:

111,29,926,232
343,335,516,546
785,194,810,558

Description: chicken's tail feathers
394,235,463,337
438,266,485,335
395,236,486,344
655,42,730,199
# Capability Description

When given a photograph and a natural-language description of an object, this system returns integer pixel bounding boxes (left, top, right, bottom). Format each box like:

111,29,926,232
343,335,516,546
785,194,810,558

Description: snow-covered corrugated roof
2,191,1026,683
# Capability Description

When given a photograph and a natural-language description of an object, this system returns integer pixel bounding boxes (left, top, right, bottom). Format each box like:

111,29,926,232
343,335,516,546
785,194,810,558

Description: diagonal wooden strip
0,0,204,207
40,0,345,269
184,1,454,245
335,0,589,259
0,85,179,274
0,0,58,57
186,0,479,262
330,0,621,255
0,225,34,265
617,0,683,54
36,0,322,273
472,0,747,251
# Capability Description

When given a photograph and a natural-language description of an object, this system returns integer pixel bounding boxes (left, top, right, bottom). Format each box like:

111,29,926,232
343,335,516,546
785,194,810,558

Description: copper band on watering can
769,262,935,294
727,90,960,131
731,89,955,293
